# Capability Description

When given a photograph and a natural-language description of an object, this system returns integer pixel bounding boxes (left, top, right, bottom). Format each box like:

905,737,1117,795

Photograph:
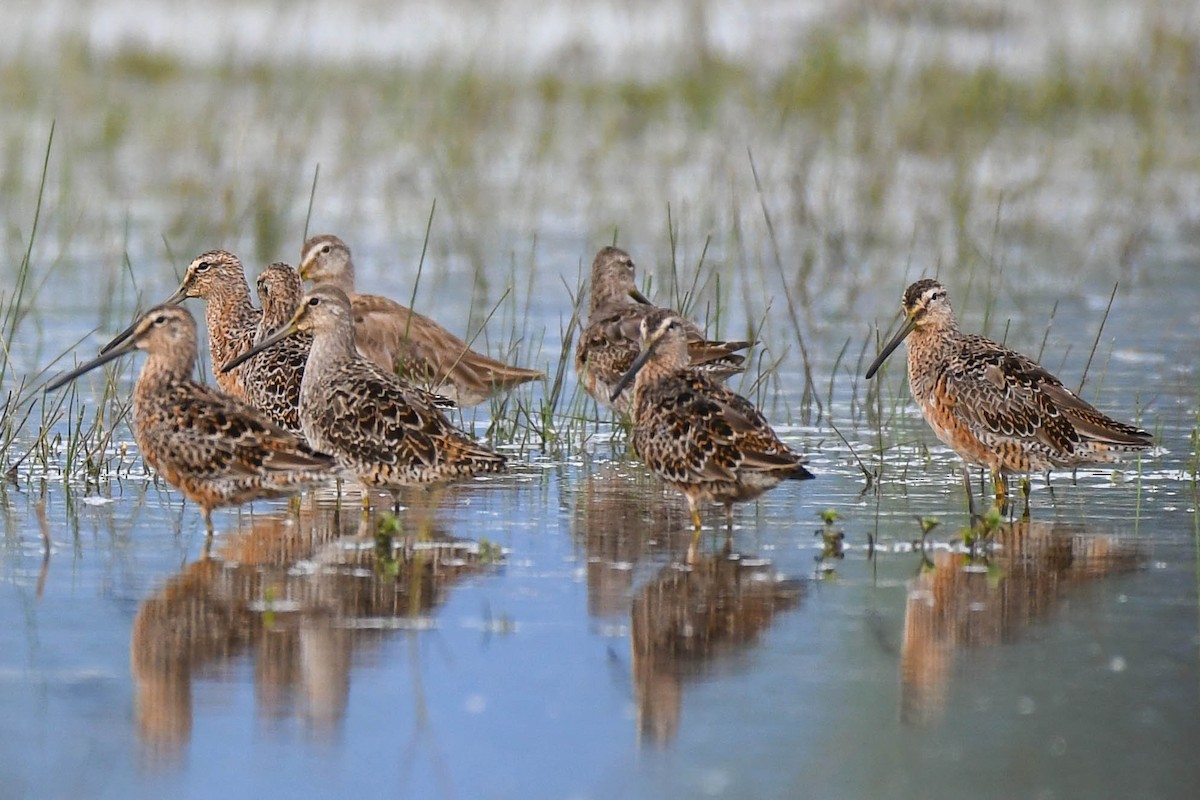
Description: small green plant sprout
475,537,505,565
815,509,845,571
962,506,1005,549
915,515,941,538
374,512,402,577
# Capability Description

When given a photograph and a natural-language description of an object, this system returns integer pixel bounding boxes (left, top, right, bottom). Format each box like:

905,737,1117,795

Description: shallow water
3,1,1200,798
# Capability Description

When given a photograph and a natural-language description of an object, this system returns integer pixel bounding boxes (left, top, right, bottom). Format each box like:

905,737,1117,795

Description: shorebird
610,308,812,551
298,234,544,406
223,285,506,510
575,246,751,414
864,279,1152,512
47,305,335,534
238,262,310,434
102,250,259,400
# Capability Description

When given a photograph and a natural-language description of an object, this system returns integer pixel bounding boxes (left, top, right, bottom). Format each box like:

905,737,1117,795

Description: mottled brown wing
309,359,444,469
634,373,796,485
240,331,311,432
353,293,541,402
634,381,735,484
1039,382,1151,446
576,306,645,372
703,383,804,472
682,321,751,367
143,379,332,479
941,335,1084,455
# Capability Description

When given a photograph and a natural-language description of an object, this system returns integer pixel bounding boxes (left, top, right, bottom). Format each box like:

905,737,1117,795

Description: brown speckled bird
238,262,311,434
224,285,506,510
298,234,544,406
575,246,751,414
47,305,335,534
610,308,812,550
865,279,1152,509
102,250,260,401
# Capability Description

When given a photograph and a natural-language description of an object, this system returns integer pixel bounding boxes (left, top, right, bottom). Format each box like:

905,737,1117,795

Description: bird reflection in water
900,519,1141,725
571,462,695,620
631,552,804,745
131,502,496,764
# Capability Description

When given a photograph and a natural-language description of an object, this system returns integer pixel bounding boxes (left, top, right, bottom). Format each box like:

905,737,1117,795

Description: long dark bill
608,338,659,404
99,285,188,354
46,336,139,393
219,322,299,374
864,314,917,379
628,286,651,305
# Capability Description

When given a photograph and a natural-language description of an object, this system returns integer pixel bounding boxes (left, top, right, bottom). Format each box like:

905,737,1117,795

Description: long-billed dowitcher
238,262,311,434
102,250,260,401
610,308,813,551
47,305,335,534
864,279,1152,511
298,234,544,406
576,246,751,414
223,285,506,510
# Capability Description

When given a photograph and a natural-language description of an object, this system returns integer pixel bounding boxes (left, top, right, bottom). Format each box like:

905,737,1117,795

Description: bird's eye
153,315,167,325
196,261,211,272
308,297,320,306
321,245,331,254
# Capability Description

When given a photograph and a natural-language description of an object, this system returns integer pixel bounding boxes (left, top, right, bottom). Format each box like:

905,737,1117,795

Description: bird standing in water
47,305,335,535
610,308,812,558
224,285,506,511
865,279,1152,515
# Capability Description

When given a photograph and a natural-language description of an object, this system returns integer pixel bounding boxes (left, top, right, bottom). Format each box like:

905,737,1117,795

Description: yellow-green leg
992,471,1009,504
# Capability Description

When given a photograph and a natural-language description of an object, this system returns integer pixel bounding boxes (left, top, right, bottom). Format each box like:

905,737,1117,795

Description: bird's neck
588,286,629,318
905,322,960,394
135,350,195,396
205,283,258,330
326,262,356,296
306,326,358,371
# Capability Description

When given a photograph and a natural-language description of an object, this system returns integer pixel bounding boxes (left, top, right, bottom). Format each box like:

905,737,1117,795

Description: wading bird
223,285,506,511
47,305,335,534
865,279,1152,514
610,308,812,556
298,234,544,406
576,246,751,414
